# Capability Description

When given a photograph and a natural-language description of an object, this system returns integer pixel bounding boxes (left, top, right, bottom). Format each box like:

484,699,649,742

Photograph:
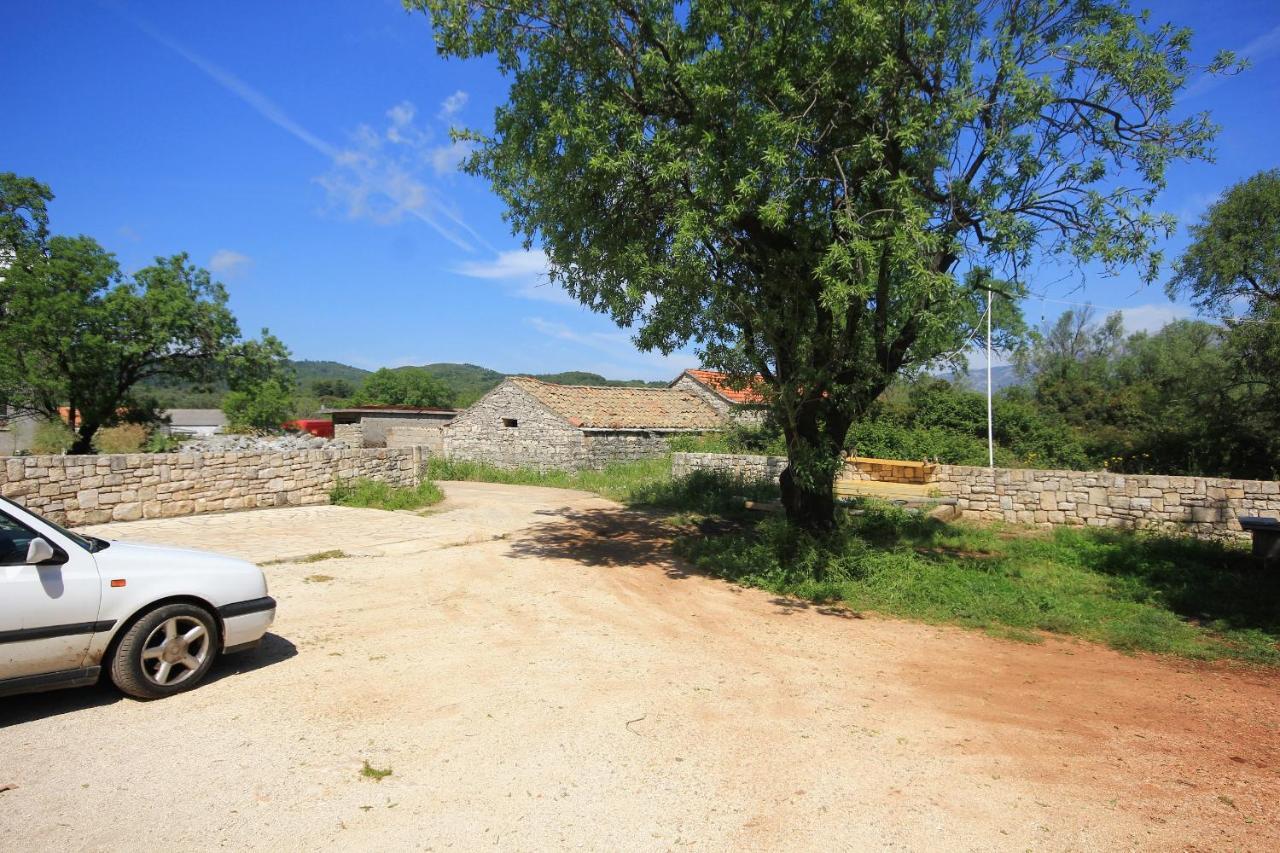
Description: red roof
678,369,767,405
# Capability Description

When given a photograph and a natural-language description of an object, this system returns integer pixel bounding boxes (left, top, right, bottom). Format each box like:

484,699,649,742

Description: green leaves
353,368,455,409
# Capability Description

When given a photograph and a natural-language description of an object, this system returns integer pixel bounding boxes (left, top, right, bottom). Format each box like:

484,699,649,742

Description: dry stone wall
671,452,1280,540
1,447,422,527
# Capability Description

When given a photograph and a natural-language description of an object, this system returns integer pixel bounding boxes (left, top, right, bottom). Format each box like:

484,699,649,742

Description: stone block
111,502,142,522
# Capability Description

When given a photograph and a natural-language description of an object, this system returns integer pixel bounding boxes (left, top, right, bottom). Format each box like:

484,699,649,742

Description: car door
0,505,103,681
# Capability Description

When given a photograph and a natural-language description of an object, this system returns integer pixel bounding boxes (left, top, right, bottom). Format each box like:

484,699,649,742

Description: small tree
223,380,296,433
221,330,297,432
415,0,1232,529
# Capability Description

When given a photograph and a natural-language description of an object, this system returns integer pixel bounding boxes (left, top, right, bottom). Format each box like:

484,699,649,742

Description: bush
30,419,75,455
329,478,444,511
91,423,149,454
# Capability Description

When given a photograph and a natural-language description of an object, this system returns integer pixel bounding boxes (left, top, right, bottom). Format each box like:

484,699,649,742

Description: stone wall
386,425,446,454
671,452,1280,540
333,422,363,447
672,452,790,483
936,466,1280,539
1,447,422,527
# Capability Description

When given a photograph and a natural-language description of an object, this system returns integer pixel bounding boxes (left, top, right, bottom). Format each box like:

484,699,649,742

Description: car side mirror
26,537,55,565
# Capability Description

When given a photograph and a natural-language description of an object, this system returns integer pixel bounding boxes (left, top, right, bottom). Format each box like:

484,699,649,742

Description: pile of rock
178,433,350,454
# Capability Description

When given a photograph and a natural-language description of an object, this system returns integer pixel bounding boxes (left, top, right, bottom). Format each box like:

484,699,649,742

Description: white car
0,496,275,700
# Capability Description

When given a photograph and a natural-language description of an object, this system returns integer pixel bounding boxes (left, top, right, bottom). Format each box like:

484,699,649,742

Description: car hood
93,540,262,577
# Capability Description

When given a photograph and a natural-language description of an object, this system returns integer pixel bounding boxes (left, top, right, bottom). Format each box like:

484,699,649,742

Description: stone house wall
0,447,422,527
580,431,678,468
334,422,363,447
385,425,446,454
443,382,584,471
348,414,452,448
671,452,1280,540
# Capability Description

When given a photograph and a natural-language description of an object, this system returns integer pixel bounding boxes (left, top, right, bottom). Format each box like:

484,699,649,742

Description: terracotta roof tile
509,377,724,430
679,369,767,405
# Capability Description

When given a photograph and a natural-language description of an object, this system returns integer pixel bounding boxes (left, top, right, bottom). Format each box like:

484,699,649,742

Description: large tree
414,0,1229,529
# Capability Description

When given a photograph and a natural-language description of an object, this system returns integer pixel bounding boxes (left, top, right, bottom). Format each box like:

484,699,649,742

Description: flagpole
986,287,995,469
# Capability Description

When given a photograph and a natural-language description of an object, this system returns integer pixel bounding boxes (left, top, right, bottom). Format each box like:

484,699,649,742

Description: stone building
669,369,768,426
444,377,724,471
327,405,457,451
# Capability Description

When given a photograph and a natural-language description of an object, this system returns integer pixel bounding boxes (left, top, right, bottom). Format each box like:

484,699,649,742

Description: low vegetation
423,456,775,511
329,478,444,511
674,502,1279,665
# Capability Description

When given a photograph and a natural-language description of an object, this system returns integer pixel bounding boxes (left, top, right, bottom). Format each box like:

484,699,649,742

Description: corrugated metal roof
509,377,723,431
164,409,228,427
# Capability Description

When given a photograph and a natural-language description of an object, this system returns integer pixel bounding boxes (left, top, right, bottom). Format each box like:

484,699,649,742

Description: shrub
30,419,75,455
91,423,149,454
329,478,444,511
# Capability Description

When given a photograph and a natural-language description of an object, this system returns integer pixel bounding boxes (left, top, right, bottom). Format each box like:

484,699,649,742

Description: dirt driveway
2,481,1277,851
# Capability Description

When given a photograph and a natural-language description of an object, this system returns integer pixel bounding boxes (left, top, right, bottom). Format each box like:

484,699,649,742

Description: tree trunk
777,404,847,533
70,421,98,455
779,464,837,532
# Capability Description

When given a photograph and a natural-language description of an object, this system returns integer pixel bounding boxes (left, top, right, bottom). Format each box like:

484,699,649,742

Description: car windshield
0,495,98,552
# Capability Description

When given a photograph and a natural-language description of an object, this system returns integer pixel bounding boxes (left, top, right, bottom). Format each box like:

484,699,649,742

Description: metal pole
986,288,995,469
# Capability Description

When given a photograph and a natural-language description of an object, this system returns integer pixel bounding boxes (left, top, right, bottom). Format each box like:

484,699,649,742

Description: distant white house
163,409,227,438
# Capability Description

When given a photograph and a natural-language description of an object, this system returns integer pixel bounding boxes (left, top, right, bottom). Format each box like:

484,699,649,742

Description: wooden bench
1239,516,1280,569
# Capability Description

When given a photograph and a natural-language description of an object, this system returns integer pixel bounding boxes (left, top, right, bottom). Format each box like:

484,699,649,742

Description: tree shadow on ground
508,507,698,579
0,632,297,728
1079,531,1280,634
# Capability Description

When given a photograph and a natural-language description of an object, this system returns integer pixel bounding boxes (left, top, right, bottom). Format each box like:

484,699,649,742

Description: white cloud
117,11,488,254
1116,302,1193,334
316,101,491,252
209,249,252,278
431,138,475,175
1184,22,1280,99
454,248,574,304
438,90,469,120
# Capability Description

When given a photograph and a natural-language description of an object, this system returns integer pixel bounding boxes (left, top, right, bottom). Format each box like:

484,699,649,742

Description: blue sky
3,1,1279,380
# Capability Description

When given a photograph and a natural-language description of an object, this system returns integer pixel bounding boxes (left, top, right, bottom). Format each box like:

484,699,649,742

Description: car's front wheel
110,603,219,699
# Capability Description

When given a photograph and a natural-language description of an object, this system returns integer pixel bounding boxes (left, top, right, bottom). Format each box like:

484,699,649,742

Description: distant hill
403,363,665,407
290,360,372,386
955,364,1024,392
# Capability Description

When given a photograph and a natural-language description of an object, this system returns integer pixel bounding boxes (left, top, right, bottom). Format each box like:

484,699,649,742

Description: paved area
1,481,1277,851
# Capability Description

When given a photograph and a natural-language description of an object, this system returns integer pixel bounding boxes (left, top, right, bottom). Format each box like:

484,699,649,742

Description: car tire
109,603,220,700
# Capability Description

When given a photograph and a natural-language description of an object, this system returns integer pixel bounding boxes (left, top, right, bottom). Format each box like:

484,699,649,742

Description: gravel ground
1,481,1277,851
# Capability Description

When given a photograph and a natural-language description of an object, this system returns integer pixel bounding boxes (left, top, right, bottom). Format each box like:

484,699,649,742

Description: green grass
329,478,444,511
359,760,392,782
674,503,1280,665
424,455,777,512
